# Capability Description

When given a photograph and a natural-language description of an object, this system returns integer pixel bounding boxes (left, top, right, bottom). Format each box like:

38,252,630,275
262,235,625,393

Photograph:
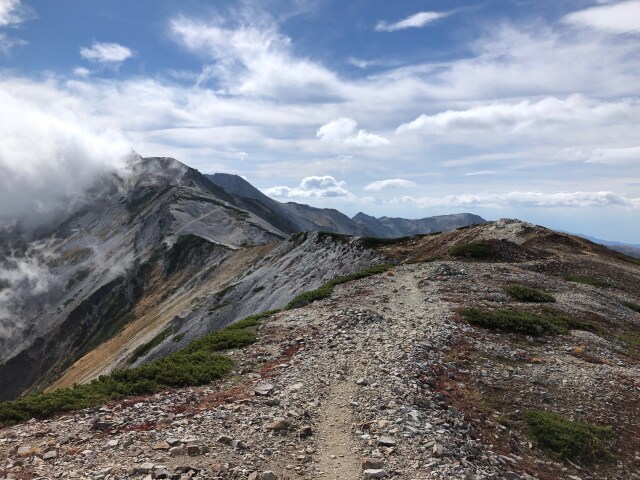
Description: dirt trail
316,378,361,478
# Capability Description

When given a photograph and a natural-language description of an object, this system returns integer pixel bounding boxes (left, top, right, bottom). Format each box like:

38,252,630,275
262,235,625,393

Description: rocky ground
2,222,640,480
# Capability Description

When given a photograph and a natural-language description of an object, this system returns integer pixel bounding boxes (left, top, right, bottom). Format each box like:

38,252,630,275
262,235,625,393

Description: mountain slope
1,220,639,480
0,156,290,401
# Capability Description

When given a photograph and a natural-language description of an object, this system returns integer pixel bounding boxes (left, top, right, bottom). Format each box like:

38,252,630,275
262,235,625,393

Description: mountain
0,156,295,401
1,218,639,479
4,158,454,401
569,232,640,259
352,211,486,238
208,173,486,237
207,173,373,236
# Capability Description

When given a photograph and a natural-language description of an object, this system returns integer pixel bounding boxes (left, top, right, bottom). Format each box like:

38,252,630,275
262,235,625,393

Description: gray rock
362,458,384,470
254,382,274,396
135,462,155,474
42,450,57,460
378,436,396,447
363,469,388,479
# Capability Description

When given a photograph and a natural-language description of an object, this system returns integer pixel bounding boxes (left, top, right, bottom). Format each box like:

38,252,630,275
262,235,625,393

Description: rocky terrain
1,220,639,480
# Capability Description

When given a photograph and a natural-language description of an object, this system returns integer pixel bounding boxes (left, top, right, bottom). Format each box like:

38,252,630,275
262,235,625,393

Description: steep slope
0,156,288,401
2,220,639,480
48,232,381,390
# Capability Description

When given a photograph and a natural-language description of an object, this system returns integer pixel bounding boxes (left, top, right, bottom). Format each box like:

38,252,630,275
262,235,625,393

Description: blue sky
1,0,639,242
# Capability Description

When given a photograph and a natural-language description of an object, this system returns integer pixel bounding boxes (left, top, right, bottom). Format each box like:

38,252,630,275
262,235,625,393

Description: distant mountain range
567,233,640,259
207,173,485,238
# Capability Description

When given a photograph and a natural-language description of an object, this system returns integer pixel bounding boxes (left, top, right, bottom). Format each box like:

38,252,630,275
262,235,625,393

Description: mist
0,86,132,229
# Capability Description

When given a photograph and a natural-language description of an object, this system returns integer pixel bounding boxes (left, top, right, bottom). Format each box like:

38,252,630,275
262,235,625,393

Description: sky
0,0,639,242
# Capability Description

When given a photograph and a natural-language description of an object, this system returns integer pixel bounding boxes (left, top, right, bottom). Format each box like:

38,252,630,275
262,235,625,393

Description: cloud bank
394,191,640,209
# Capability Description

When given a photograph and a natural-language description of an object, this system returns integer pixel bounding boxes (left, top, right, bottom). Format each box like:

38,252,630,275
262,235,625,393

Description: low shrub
449,241,493,259
522,410,612,460
286,264,392,310
0,311,275,425
564,274,607,288
504,285,555,303
623,301,640,313
460,308,596,336
129,326,173,364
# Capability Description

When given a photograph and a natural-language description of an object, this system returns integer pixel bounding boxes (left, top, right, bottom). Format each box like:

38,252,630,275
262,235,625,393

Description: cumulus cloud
376,11,449,32
0,84,131,224
364,179,416,191
80,42,134,63
564,1,640,34
317,118,391,148
262,176,351,199
394,191,640,209
396,95,639,134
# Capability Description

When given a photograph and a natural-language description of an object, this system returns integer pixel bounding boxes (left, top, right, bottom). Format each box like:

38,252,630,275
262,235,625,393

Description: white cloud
397,95,640,134
394,191,640,209
465,171,498,177
586,146,640,164
73,67,91,77
317,118,390,148
170,15,343,102
364,179,416,191
564,1,640,34
0,31,24,53
0,0,29,27
0,84,131,223
0,0,32,54
80,42,134,63
376,11,449,32
262,175,351,199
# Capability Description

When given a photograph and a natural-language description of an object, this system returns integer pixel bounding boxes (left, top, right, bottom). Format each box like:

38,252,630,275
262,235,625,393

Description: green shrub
564,274,607,288
129,326,173,364
460,308,596,336
623,301,640,313
449,241,493,259
252,286,265,293
522,410,612,460
504,285,555,303
0,311,275,425
286,264,392,310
